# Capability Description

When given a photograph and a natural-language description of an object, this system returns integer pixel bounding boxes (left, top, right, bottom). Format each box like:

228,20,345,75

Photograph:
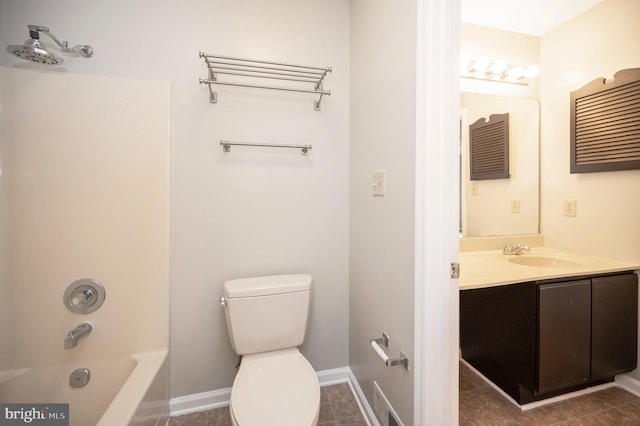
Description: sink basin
508,256,582,268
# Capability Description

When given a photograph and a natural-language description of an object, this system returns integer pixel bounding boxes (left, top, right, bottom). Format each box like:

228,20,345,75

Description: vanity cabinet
460,271,638,404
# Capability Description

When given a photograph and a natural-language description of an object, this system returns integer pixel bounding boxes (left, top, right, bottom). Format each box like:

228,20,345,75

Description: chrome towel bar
220,140,312,155
370,333,409,370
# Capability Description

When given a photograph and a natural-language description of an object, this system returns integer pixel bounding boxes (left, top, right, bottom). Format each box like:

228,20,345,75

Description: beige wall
539,0,640,380
539,0,640,264
350,0,416,423
0,0,350,398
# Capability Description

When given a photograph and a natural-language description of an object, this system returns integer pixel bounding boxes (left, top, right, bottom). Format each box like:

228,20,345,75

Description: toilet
221,274,320,426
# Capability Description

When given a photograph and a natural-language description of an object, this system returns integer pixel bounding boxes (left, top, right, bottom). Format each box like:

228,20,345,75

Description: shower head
6,25,94,65
7,38,64,65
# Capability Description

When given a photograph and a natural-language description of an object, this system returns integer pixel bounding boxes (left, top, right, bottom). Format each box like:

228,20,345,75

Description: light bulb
508,66,524,80
473,57,489,73
524,65,540,78
490,60,507,75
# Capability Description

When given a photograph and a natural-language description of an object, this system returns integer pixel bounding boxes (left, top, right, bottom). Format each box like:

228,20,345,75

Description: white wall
0,0,350,398
349,1,416,423
539,0,640,264
0,66,170,367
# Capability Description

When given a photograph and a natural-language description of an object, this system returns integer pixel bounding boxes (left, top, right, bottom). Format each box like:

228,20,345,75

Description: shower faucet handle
63,279,106,314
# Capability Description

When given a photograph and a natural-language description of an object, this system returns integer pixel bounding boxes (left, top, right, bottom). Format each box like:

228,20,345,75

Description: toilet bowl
229,348,320,426
221,274,320,426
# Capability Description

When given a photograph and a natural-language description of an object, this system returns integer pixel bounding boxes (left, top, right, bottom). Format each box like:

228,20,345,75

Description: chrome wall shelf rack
199,52,331,111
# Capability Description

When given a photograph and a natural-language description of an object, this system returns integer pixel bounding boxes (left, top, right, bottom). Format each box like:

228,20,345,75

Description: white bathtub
0,350,168,426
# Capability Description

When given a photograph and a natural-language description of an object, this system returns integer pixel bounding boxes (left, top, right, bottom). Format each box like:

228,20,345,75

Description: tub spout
64,322,92,349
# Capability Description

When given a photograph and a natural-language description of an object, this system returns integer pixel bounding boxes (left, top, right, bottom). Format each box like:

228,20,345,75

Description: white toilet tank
222,274,312,355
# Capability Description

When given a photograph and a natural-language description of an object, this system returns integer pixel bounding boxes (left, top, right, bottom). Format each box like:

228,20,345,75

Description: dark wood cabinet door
538,280,591,394
591,273,638,380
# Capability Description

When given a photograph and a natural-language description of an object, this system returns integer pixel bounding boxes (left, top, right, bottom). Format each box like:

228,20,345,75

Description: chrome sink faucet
64,322,92,349
503,243,531,255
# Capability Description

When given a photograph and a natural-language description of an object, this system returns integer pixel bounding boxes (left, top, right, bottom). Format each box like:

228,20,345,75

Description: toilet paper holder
370,333,409,370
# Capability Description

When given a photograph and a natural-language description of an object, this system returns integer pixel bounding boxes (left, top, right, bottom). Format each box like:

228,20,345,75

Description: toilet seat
230,348,320,426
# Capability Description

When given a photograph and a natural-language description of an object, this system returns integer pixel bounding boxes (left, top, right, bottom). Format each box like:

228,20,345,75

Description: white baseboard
616,373,640,398
169,386,232,417
169,366,360,418
317,366,351,387
347,368,379,426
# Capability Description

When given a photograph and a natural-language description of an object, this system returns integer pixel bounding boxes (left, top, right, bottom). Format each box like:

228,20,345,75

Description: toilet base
229,402,319,426
229,349,320,426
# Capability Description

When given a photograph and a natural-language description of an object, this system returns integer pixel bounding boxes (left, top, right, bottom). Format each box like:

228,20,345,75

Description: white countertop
459,247,640,290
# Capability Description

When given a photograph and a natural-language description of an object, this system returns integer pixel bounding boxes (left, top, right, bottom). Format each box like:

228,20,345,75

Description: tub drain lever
370,333,409,370
69,368,91,388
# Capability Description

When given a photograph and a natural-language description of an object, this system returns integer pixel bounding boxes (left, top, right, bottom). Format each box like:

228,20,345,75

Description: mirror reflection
460,92,539,237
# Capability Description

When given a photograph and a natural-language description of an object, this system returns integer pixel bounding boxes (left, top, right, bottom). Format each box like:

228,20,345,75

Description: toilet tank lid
223,274,312,298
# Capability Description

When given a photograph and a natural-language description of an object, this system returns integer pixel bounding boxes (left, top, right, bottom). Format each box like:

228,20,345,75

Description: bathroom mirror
460,92,539,237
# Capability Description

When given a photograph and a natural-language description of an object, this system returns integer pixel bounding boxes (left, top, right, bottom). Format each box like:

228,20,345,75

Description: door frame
414,0,460,423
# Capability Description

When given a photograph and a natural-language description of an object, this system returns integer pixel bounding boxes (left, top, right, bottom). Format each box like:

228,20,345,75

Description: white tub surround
0,66,171,426
460,242,640,290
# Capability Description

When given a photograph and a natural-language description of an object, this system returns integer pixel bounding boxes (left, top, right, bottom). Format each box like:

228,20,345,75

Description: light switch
511,200,521,214
564,199,577,217
372,170,385,196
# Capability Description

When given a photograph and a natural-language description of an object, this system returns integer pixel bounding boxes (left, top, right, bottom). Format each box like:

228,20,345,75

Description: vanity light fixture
460,54,539,85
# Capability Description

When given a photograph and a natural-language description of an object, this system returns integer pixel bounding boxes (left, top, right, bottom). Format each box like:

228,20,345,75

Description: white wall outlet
511,199,521,214
471,182,479,196
564,199,577,217
372,170,386,196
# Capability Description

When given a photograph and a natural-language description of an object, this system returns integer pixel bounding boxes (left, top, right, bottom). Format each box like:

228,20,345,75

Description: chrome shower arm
27,25,93,57
28,25,70,51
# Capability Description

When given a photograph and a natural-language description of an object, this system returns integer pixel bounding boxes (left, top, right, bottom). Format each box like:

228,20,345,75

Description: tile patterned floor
170,365,640,425
460,362,640,425
168,383,366,426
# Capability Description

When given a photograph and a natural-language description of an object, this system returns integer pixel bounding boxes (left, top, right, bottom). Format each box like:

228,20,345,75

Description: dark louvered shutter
571,68,640,173
469,113,510,180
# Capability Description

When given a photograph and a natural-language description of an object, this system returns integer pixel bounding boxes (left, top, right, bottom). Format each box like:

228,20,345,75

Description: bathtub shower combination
1,27,171,426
